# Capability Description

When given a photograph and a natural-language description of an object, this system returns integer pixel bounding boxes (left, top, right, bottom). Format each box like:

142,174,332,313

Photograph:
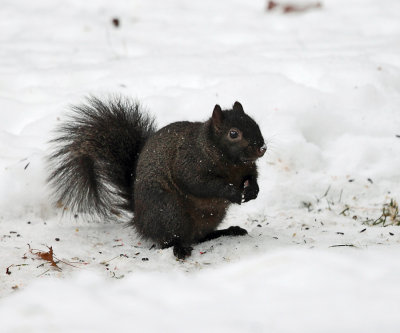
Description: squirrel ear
212,104,224,128
233,101,244,114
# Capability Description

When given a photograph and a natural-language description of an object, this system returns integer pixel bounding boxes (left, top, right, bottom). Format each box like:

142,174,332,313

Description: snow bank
2,249,400,333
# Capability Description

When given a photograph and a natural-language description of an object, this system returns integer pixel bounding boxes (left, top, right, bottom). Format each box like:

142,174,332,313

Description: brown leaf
29,245,61,270
112,18,120,28
267,1,278,10
267,1,322,13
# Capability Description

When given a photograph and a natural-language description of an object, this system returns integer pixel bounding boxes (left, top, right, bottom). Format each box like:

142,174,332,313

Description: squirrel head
210,102,266,163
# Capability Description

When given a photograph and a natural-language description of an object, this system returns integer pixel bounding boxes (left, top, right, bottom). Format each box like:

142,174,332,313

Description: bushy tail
47,96,156,219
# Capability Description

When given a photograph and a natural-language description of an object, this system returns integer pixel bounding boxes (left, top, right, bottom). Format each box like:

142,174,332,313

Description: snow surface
1,0,400,331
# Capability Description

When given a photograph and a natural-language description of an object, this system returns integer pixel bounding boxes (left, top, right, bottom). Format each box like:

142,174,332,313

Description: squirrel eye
229,130,239,139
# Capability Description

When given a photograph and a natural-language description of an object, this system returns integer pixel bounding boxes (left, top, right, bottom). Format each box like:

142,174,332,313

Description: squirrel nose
257,144,267,157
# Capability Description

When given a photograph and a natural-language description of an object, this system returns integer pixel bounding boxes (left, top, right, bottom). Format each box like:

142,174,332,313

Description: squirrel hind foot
173,244,193,260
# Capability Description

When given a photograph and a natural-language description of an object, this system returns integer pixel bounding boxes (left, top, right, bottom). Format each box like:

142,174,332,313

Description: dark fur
48,96,156,218
48,97,265,259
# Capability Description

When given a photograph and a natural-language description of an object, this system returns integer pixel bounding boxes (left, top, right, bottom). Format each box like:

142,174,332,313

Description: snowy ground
1,0,400,331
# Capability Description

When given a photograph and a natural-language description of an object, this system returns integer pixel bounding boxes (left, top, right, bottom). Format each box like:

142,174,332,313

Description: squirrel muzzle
257,144,267,157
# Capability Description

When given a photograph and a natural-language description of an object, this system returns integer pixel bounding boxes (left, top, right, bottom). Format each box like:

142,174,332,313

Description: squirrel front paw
242,180,259,203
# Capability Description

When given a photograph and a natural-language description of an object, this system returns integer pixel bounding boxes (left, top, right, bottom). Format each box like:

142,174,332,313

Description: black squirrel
48,97,266,259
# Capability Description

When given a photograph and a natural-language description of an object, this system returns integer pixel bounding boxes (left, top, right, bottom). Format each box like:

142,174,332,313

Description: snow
3,250,400,333
1,0,400,331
